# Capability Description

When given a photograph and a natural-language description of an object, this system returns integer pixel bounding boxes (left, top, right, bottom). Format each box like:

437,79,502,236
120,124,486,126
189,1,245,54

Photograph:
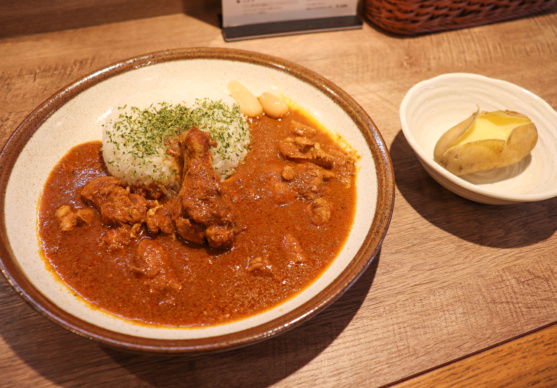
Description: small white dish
400,72,557,205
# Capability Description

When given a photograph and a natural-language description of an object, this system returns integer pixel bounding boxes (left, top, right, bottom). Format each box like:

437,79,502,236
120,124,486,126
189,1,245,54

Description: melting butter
453,110,532,146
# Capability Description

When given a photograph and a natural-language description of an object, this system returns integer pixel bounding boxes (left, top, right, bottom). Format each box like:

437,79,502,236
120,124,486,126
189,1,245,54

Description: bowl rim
400,72,557,204
0,47,395,353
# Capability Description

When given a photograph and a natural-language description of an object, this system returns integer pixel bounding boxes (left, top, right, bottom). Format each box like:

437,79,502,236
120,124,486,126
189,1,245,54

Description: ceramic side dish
400,72,557,205
0,48,394,353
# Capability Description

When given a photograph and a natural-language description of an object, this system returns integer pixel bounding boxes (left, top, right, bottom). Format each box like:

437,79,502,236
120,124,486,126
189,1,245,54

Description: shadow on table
390,130,557,248
103,253,380,387
1,252,379,387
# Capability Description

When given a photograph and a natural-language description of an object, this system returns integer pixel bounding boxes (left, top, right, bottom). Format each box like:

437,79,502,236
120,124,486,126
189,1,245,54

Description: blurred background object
364,0,556,35
221,0,362,41
0,0,219,38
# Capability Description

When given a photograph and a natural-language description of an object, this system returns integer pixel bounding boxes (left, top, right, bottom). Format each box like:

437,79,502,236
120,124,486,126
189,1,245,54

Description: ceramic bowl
0,48,394,353
400,72,557,205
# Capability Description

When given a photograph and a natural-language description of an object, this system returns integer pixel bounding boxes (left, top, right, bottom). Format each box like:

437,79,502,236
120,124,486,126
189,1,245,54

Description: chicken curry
38,107,357,327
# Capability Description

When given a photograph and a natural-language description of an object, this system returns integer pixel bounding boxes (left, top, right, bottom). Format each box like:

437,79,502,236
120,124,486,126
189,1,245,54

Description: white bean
258,92,289,119
227,81,263,117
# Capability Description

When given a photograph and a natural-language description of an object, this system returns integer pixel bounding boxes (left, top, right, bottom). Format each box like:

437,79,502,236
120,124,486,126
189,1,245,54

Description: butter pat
434,109,538,176
453,110,532,146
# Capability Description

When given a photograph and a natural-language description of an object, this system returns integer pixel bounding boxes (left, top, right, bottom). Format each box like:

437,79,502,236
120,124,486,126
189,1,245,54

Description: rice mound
102,98,250,192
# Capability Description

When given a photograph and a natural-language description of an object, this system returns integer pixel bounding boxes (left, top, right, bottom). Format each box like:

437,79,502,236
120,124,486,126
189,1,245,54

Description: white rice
102,98,250,192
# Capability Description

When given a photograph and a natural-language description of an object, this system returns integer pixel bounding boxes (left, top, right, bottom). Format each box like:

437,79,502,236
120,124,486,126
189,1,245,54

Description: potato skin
434,110,538,176
433,111,478,165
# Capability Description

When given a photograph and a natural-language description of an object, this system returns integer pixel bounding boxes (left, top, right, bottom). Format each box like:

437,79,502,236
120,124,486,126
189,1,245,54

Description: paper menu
222,0,362,41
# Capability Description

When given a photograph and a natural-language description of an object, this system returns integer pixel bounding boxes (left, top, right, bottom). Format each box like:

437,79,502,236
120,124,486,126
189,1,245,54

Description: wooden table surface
1,2,557,387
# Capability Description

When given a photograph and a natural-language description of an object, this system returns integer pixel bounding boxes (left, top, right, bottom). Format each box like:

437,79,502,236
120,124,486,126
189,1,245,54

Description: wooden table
1,2,557,386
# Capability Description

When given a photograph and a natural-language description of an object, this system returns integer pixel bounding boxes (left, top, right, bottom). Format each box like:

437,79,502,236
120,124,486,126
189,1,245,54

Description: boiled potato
433,109,538,176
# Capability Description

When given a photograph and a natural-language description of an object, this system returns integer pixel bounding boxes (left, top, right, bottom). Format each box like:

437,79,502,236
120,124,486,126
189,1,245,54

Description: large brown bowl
0,48,394,353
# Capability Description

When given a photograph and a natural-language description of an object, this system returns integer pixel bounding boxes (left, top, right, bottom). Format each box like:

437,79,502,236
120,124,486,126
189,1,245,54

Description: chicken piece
55,205,77,232
165,134,183,160
278,136,335,168
129,223,143,239
261,167,297,205
287,162,336,200
282,234,307,263
306,198,333,226
174,217,205,245
132,184,167,200
281,165,296,181
246,256,280,281
81,176,147,226
129,239,181,293
177,127,237,249
246,256,269,272
76,208,95,225
290,120,317,137
146,199,176,235
101,225,132,252
55,205,95,232
206,225,236,249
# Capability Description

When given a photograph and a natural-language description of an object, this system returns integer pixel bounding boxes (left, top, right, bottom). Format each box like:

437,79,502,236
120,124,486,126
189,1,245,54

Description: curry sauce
38,109,357,327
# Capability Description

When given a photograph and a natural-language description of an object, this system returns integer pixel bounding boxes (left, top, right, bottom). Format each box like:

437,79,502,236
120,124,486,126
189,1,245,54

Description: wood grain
395,323,557,387
1,3,557,387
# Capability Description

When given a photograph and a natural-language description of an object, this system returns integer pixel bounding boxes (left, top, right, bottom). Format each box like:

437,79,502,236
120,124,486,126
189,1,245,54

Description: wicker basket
364,0,556,35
